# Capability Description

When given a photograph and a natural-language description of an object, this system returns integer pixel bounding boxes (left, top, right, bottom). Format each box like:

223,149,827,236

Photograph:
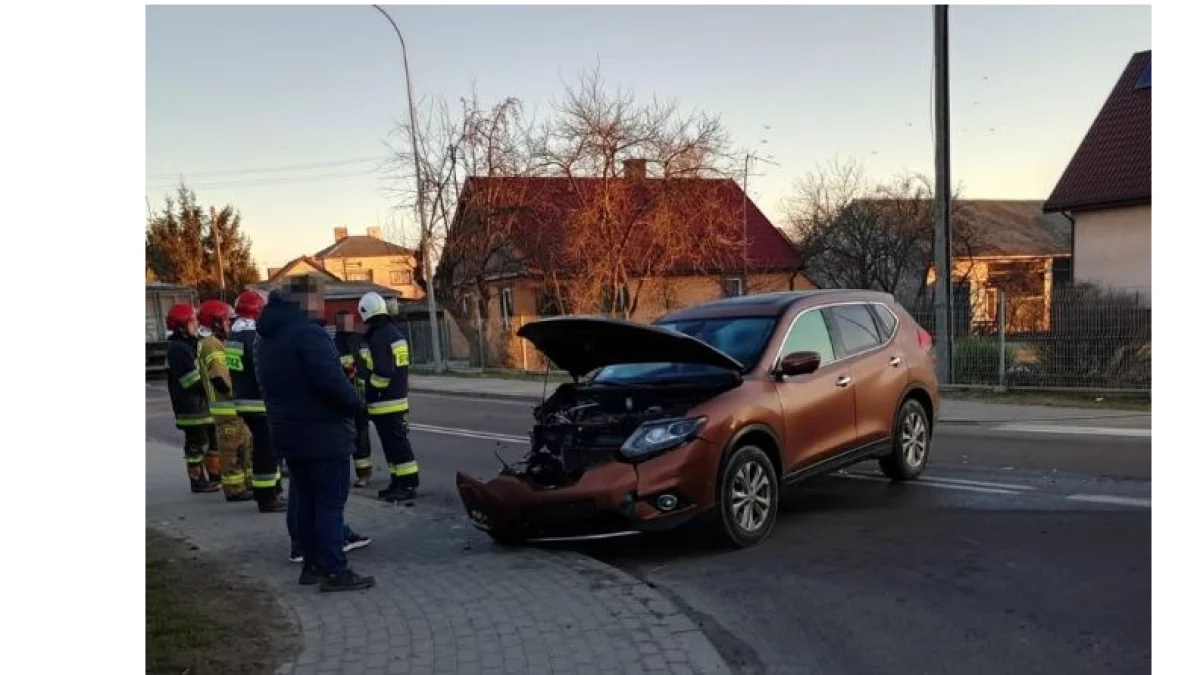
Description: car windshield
592,316,776,384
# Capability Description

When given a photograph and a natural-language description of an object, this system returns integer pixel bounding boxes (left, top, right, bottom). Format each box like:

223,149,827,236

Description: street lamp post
371,4,444,372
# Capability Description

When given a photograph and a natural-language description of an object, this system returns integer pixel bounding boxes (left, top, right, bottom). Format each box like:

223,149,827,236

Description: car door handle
889,356,902,367
836,375,852,387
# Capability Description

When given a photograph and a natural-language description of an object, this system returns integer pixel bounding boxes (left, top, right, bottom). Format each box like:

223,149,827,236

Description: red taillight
917,326,934,352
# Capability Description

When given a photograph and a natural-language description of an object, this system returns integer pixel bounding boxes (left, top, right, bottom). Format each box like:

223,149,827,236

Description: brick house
446,165,812,368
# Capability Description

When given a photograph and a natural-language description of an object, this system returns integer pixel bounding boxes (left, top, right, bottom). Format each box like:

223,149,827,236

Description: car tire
715,445,779,548
879,398,931,481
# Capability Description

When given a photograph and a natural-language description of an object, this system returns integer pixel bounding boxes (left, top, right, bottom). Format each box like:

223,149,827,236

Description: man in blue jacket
256,275,375,592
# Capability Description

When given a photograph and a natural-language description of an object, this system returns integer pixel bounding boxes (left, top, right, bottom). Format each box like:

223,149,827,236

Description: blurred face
185,318,198,337
301,291,324,321
337,313,355,332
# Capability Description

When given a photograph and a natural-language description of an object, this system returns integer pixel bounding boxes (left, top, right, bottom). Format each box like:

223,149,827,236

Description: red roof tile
313,235,415,259
457,176,803,275
1044,51,1151,212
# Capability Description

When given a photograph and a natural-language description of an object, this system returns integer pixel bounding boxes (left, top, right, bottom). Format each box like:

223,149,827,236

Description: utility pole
933,5,953,383
211,206,226,299
741,151,778,297
372,4,444,372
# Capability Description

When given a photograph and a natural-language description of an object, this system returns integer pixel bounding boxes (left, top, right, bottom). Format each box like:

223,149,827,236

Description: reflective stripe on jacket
363,318,410,416
197,334,237,418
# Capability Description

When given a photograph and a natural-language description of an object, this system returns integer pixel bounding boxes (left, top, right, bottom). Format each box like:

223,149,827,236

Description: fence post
997,291,1007,391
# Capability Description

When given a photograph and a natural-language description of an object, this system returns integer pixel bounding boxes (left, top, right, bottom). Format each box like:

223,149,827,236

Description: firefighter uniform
229,292,286,512
197,322,254,502
164,317,220,492
335,326,373,486
358,293,418,501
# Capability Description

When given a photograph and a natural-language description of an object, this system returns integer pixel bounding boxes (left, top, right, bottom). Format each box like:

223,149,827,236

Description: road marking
1065,494,1151,508
411,391,536,407
836,473,1021,495
994,423,1150,438
408,423,528,445
919,476,1034,491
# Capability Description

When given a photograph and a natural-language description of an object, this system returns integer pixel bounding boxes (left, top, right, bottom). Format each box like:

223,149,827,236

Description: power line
146,156,387,180
146,167,382,193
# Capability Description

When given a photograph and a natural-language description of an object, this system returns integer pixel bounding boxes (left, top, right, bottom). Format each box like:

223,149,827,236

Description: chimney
623,158,647,180
366,226,383,239
333,227,349,242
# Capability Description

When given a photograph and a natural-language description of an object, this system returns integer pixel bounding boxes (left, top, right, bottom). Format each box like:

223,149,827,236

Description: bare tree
537,66,742,318
784,157,982,303
384,90,546,364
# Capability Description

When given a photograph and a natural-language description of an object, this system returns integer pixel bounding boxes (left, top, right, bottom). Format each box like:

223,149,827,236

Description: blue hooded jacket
256,292,364,460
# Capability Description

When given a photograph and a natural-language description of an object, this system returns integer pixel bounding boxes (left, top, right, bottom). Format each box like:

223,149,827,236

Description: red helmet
234,289,267,320
166,303,196,332
197,299,234,330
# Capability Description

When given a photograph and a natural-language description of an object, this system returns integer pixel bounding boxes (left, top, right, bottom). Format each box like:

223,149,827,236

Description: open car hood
516,316,744,379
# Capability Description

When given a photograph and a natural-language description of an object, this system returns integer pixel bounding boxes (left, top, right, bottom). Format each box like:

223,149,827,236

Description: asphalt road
146,385,1151,675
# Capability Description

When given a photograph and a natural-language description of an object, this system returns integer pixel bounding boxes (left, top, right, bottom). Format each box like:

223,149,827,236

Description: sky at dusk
145,3,1151,274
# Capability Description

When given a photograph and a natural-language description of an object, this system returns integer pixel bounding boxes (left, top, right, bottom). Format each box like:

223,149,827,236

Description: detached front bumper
456,441,715,543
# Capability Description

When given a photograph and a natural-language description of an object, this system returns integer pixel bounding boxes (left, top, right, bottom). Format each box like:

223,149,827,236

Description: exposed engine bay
501,380,734,489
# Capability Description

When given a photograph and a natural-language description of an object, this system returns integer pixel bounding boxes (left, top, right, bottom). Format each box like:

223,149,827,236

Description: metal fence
403,284,1151,392
903,283,1151,392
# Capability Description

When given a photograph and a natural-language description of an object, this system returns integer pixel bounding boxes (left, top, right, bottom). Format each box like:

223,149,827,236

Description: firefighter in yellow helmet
196,299,254,502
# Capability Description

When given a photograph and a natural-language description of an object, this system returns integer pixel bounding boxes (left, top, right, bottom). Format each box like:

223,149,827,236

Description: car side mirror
777,351,821,378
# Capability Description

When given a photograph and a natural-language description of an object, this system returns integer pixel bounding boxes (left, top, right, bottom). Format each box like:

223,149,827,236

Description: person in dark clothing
256,274,375,593
228,289,287,513
164,303,221,493
357,292,419,503
333,310,374,488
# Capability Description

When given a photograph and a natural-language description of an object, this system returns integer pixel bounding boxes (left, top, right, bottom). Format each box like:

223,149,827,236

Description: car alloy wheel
731,460,772,533
901,410,928,468
717,445,779,548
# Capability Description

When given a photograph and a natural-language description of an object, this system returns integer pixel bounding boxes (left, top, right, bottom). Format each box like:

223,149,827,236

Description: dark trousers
182,426,211,485
243,415,281,503
286,456,350,575
371,412,418,488
352,411,373,478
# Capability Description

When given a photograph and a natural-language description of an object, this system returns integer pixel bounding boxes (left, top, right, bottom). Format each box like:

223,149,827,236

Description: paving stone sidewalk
146,440,731,675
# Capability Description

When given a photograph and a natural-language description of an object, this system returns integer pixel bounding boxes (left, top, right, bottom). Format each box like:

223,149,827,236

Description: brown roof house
444,161,812,368
266,226,423,299
1044,50,1151,303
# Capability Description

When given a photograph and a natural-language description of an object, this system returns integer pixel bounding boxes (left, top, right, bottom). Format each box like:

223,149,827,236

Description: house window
1135,58,1151,89
389,269,413,285
722,277,744,298
346,271,372,282
537,288,569,316
500,287,515,330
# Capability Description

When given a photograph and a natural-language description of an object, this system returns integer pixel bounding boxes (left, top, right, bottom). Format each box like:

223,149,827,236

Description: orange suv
456,290,939,547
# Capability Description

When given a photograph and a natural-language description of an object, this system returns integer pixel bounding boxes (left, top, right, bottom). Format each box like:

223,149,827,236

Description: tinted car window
870,304,898,339
779,310,835,367
827,304,882,356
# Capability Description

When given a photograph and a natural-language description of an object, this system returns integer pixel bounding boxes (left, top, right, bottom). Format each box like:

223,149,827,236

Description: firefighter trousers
352,410,372,481
370,412,418,489
214,417,253,498
182,426,217,488
242,415,282,505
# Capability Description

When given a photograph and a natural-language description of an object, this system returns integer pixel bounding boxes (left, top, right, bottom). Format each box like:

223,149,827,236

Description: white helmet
358,292,389,322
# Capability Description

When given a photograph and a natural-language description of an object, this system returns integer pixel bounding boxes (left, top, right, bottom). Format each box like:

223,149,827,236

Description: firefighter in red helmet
197,299,254,502
228,290,287,512
164,303,220,493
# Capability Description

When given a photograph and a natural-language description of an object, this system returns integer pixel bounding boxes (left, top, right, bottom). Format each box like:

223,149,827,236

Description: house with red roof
1044,50,1151,302
450,162,812,326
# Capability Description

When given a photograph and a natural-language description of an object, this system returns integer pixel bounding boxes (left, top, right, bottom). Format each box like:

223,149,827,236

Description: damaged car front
456,316,754,544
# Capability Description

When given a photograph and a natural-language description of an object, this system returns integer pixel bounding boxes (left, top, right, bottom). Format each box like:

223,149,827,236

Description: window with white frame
723,277,744,297
500,287,515,330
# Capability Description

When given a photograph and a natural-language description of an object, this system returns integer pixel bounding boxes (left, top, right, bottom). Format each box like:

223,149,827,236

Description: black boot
299,564,322,586
188,464,220,493
320,569,375,593
255,487,287,513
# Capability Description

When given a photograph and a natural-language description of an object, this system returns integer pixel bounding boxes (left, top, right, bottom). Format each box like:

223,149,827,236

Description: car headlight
620,417,706,460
